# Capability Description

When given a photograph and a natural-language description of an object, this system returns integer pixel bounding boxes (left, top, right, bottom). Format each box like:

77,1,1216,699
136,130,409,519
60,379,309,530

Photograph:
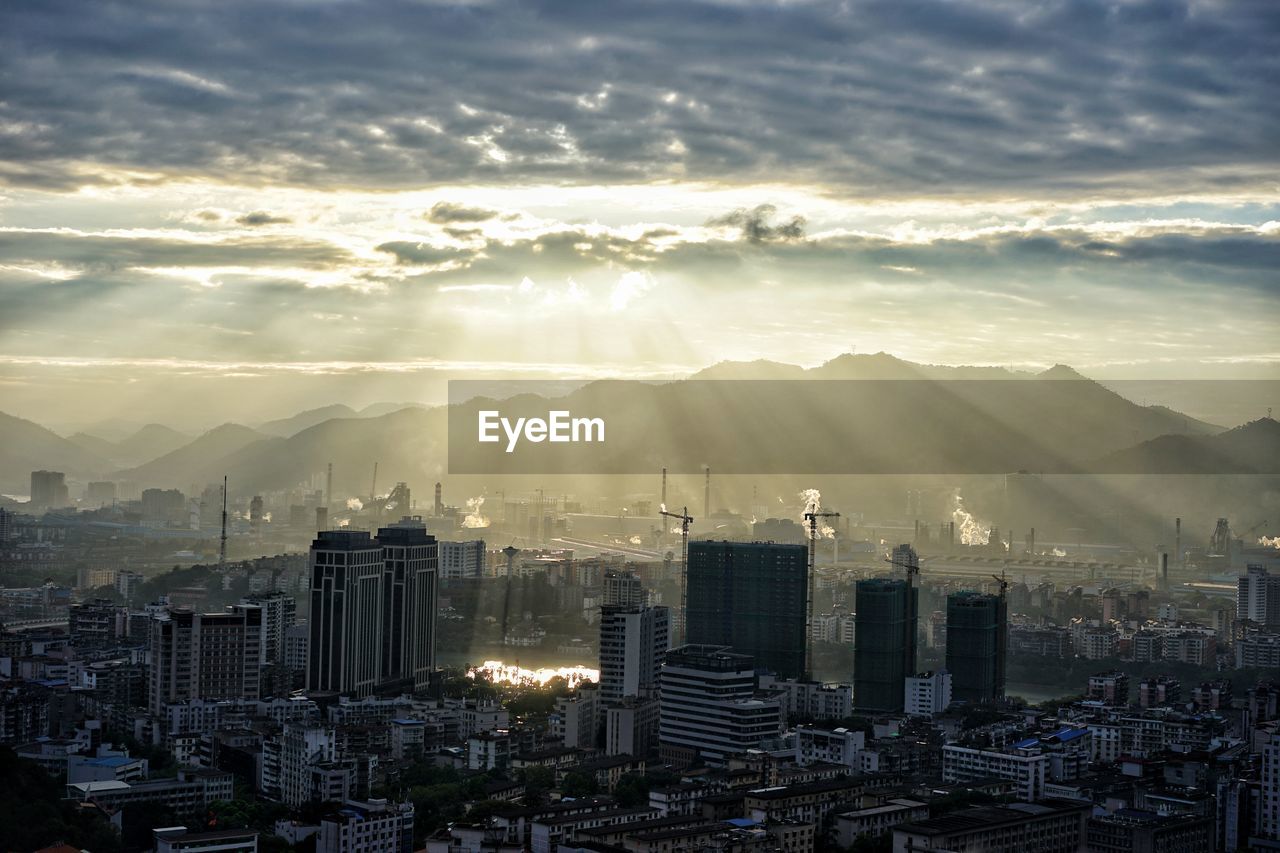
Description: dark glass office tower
686,540,808,679
946,590,1007,704
854,577,919,712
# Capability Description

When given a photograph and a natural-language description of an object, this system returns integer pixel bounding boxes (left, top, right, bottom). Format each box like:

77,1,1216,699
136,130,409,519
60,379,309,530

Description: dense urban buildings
685,540,808,679
658,645,782,766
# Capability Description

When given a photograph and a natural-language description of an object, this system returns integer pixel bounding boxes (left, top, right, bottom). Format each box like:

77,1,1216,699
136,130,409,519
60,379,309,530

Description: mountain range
1,353,1275,497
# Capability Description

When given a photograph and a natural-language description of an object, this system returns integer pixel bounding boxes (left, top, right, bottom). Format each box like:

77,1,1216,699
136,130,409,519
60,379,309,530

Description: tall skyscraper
599,604,669,703
658,645,781,766
378,517,439,693
308,530,390,697
854,551,919,712
686,540,808,679
307,521,438,698
946,590,1007,705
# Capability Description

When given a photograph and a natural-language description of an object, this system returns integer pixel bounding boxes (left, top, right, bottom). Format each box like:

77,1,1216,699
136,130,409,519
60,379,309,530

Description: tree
560,770,599,798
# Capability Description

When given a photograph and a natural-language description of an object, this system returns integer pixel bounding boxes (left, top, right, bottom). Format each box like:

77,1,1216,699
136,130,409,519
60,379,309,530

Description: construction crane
660,505,694,644
804,509,839,680
990,571,1008,598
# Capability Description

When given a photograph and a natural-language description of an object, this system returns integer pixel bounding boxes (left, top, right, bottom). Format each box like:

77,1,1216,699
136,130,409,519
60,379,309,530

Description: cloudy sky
1,0,1277,427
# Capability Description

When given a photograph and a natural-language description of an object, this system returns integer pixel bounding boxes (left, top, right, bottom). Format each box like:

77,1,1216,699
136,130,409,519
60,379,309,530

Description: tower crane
804,509,839,680
660,505,694,644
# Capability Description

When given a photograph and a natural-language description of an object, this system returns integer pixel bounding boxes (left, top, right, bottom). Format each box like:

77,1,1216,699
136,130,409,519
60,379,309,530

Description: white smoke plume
799,488,835,538
346,497,363,511
1259,536,1280,549
463,495,490,528
951,490,991,546
629,535,643,545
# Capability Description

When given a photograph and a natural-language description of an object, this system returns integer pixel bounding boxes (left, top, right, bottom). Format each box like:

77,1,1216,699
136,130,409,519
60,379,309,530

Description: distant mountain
0,411,109,491
67,431,120,462
114,423,278,488
693,352,1034,381
358,402,425,418
257,405,359,437
68,423,191,468
207,408,447,498
1093,418,1280,474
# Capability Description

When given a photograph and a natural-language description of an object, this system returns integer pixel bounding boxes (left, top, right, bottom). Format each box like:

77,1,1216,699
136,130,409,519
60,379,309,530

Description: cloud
708,205,806,243
235,211,292,226
425,202,499,223
0,0,1275,197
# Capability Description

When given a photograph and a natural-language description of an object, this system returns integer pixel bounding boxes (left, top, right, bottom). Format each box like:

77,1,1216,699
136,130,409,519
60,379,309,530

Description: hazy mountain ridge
67,423,191,468
0,411,109,490
1092,417,1280,474
0,355,1254,496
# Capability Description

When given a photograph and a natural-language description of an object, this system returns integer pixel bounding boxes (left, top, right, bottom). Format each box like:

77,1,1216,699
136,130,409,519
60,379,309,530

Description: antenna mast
219,475,228,568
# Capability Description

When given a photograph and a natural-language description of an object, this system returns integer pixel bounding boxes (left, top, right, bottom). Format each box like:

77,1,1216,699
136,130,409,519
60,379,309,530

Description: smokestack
325,462,333,511
704,467,711,518
947,521,955,547
1174,517,1181,566
1159,552,1169,591
914,519,920,545
1028,527,1036,557
661,467,667,508
434,482,443,516
316,506,328,531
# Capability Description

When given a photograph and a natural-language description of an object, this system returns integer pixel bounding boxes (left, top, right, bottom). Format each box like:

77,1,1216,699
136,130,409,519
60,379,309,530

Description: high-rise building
603,570,645,607
905,670,953,717
148,606,263,714
1259,729,1280,844
242,590,297,697
439,539,485,579
85,481,117,507
308,530,389,697
307,520,438,698
30,470,69,510
1239,565,1280,629
377,517,438,693
658,645,781,766
599,604,669,703
686,540,808,679
854,576,918,712
945,591,1007,705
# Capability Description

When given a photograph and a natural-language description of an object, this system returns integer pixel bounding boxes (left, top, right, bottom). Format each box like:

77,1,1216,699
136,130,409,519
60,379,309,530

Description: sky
1,0,1277,428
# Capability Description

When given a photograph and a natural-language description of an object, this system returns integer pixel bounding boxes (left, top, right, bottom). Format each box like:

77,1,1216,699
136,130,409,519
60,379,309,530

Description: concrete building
439,539,485,580
148,607,263,715
941,744,1049,801
318,799,414,853
893,801,1090,853
154,827,260,853
794,725,864,768
599,604,669,703
1086,810,1214,853
658,645,782,766
905,670,952,717
686,541,808,679
1239,564,1280,628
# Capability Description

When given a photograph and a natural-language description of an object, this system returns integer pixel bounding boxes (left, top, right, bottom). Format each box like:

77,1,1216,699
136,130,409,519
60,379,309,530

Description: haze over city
2,2,1280,852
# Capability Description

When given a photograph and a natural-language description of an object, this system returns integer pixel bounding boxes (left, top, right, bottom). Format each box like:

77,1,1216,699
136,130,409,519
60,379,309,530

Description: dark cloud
708,205,807,243
235,211,292,226
425,202,499,223
374,241,474,265
0,0,1275,195
0,230,351,270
